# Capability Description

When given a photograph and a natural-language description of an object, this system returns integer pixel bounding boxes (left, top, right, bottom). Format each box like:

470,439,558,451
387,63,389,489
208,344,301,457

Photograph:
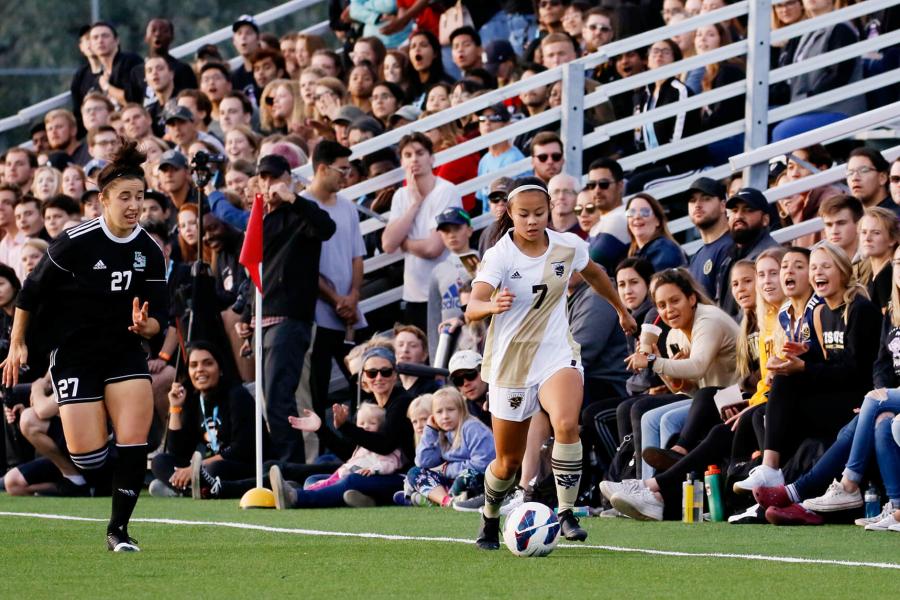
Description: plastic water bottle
433,325,454,369
864,485,881,519
705,465,725,522
682,474,702,524
555,506,590,518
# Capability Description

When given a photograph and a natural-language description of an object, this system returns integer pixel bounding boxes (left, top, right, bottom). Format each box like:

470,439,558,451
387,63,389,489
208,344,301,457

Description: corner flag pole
254,263,264,489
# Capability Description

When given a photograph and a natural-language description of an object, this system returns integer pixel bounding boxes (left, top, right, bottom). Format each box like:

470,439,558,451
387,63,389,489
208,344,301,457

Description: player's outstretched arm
1,308,30,388
580,260,637,335
465,282,514,323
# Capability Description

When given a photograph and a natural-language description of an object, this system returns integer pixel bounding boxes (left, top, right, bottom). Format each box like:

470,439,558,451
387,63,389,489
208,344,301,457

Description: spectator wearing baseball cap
231,15,261,104
686,177,734,300
447,350,491,427
716,187,780,317
484,40,517,87
475,103,528,213
332,105,365,147
478,177,515,256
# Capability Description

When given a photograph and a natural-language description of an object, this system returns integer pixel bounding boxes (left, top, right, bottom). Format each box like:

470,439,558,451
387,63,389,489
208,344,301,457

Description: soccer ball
503,502,561,557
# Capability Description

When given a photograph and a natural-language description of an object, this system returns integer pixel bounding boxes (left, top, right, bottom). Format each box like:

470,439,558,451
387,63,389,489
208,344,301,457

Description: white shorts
488,363,583,423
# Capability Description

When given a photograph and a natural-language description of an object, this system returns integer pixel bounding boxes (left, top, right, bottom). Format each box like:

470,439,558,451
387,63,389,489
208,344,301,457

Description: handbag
439,1,474,46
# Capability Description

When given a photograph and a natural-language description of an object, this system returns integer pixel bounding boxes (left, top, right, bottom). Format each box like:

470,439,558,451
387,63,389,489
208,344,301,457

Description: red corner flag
239,193,264,293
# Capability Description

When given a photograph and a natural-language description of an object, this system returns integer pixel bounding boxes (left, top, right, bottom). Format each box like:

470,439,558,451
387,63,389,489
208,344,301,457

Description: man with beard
585,157,629,275
716,187,779,317
128,18,197,104
686,177,733,300
43,109,90,166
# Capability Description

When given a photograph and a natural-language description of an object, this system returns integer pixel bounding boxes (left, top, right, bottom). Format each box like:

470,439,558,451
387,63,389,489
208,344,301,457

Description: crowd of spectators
0,2,899,529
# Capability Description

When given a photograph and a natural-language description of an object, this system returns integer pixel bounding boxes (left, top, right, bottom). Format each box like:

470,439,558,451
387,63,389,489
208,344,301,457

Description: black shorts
49,347,151,406
18,457,62,486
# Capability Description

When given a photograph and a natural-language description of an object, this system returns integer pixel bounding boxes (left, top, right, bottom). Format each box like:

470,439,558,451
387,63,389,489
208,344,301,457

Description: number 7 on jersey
532,284,548,309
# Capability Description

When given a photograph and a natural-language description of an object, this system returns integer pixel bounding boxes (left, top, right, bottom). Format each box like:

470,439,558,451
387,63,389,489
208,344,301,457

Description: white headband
507,184,549,202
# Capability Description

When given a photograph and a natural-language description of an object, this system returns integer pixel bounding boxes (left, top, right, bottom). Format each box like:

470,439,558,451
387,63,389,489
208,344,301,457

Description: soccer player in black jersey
2,142,167,552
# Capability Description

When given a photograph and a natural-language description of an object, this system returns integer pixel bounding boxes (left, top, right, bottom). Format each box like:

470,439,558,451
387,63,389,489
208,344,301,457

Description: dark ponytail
96,139,146,191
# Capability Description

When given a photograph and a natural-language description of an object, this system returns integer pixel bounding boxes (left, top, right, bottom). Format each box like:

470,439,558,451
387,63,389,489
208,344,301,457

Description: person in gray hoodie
426,207,480,364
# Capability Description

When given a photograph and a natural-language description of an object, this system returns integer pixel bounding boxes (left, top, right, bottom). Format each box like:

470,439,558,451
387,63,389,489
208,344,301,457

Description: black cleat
558,509,588,542
475,513,501,550
107,528,140,552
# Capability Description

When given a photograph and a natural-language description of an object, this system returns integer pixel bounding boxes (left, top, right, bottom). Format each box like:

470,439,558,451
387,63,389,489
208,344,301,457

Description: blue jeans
874,417,900,503
262,319,312,463
289,473,403,508
843,394,900,483
771,112,847,142
893,416,900,447
640,399,691,478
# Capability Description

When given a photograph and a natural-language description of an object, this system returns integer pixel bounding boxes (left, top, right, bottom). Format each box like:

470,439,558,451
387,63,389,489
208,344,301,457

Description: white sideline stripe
1,511,899,570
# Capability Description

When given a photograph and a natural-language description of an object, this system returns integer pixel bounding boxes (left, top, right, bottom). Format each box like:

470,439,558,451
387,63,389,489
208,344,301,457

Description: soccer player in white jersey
465,178,636,549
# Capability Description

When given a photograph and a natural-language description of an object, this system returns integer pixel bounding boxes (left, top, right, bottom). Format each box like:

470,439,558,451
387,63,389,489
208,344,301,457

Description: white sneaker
802,480,863,513
599,479,644,501
733,465,784,493
499,487,525,516
148,478,178,498
855,501,895,527
889,522,900,533
865,511,900,531
610,483,664,521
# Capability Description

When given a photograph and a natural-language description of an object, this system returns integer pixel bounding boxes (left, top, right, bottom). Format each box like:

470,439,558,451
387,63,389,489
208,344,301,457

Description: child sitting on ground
396,387,495,507
407,394,434,445
305,403,403,490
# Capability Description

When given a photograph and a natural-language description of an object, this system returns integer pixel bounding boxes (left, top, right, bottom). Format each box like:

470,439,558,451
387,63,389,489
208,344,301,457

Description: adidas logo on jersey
93,260,107,270
511,271,522,279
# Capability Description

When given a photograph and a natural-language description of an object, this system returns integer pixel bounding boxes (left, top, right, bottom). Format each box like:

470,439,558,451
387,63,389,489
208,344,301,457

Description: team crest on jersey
800,323,811,342
133,251,146,271
703,259,713,275
552,261,565,278
508,396,523,409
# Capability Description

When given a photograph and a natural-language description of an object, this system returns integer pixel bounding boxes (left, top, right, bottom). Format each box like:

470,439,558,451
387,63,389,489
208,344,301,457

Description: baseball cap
349,116,384,137
232,14,259,33
257,154,292,178
479,102,511,123
484,40,515,76
163,105,194,124
435,207,472,230
448,350,483,374
725,187,769,212
333,105,365,125
390,105,422,124
83,158,108,176
158,149,188,170
688,177,725,199
489,177,514,201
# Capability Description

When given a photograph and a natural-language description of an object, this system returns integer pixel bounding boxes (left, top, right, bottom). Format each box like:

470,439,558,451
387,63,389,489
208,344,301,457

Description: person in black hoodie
237,154,336,464
149,341,270,498
270,347,415,508
734,241,882,493
626,39,705,194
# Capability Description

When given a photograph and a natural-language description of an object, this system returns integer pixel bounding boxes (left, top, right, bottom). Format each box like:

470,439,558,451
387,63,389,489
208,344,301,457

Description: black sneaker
558,509,588,542
107,528,140,552
728,503,767,525
190,451,221,500
475,513,501,550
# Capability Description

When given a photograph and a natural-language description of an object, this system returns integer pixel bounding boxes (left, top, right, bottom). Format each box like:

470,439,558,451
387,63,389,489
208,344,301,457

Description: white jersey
474,229,590,388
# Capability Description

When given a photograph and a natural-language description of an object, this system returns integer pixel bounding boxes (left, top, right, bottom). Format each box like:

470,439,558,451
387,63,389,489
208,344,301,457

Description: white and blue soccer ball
503,502,561,557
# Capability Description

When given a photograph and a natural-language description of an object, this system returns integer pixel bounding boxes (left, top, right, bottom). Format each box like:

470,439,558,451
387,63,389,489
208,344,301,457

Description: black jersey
17,218,168,357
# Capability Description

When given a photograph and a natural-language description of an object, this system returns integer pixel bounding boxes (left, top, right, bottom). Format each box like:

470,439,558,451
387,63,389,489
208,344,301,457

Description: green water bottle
705,465,724,522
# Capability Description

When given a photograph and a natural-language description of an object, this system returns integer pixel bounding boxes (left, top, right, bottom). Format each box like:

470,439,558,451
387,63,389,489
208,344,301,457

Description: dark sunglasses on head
488,193,508,203
584,179,615,190
534,152,563,163
478,114,506,123
451,369,479,387
574,203,597,215
364,367,395,379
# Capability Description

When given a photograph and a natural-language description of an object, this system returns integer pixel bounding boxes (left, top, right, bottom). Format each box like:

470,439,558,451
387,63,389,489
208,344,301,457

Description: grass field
1,494,898,599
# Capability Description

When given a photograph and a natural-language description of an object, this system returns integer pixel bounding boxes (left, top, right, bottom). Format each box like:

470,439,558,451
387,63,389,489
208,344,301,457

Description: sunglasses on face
451,369,479,387
328,165,353,176
584,179,615,190
364,367,395,379
574,203,597,215
488,194,508,203
478,114,506,123
534,152,563,163
587,24,612,32
626,207,653,219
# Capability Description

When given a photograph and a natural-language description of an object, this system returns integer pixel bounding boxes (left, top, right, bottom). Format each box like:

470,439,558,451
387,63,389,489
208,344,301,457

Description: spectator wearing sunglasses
585,158,630,275
479,177,515,256
891,158,900,206
475,104,528,213
447,350,491,427
549,173,586,239
530,132,564,186
582,7,615,54
686,177,734,300
574,189,601,235
625,193,687,271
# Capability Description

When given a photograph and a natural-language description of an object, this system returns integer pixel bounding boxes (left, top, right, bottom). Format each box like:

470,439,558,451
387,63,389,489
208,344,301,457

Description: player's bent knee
18,408,45,439
493,457,521,479
3,469,29,495
875,411,896,424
